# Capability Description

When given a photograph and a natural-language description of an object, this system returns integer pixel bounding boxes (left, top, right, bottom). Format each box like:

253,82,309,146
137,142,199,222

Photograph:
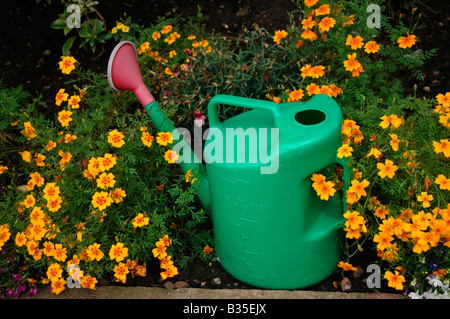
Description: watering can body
107,41,349,290
204,94,347,289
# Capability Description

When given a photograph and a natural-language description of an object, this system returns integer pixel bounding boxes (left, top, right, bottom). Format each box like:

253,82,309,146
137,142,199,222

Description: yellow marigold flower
169,50,177,58
348,179,370,198
397,33,416,49
29,172,45,187
417,192,433,208
107,129,125,148
91,191,113,211
51,277,66,295
160,265,178,280
81,275,98,290
109,242,129,262
337,144,353,158
337,261,357,272
304,0,319,7
67,95,81,109
57,109,73,127
47,263,63,281
15,232,27,247
122,25,129,32
389,133,400,151
377,159,398,179
435,174,450,190
53,243,67,262
96,172,116,189
345,35,364,50
58,150,72,169
34,153,46,167
20,150,32,162
55,88,69,106
111,188,126,203
379,114,402,129
343,53,361,72
364,40,380,54
315,4,330,16
99,153,116,172
318,17,336,32
46,140,57,151
273,30,288,44
58,56,77,74
111,27,118,34
342,15,355,26
23,194,35,208
152,241,167,259
164,150,179,164
46,195,62,212
433,139,450,157
42,241,54,256
156,132,173,146
141,131,154,147
64,133,77,144
384,270,405,290
87,243,104,261
22,121,37,139
132,213,149,228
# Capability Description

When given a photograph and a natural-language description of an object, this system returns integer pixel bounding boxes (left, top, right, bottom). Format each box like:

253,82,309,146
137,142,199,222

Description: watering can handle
207,95,280,128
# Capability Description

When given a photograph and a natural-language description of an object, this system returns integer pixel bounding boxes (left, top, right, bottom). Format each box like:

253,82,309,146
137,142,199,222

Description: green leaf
62,36,76,55
79,28,91,38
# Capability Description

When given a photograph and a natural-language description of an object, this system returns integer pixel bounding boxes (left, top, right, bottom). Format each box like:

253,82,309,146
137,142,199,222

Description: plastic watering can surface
107,41,350,289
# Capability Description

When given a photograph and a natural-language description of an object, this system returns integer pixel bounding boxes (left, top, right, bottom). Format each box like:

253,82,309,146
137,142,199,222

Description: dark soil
2,0,449,296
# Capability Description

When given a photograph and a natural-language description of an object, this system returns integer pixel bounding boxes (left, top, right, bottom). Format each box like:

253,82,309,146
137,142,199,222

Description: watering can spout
107,41,211,211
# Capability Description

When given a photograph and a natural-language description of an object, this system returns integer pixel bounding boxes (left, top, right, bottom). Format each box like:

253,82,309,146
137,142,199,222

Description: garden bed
1,0,449,298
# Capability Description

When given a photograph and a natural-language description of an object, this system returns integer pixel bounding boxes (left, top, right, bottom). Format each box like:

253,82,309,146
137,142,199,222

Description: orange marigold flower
346,35,364,50
436,92,450,107
273,30,288,44
304,0,319,7
318,17,336,32
315,4,330,16
337,261,357,272
364,40,380,54
397,33,416,49
300,29,318,41
343,53,361,72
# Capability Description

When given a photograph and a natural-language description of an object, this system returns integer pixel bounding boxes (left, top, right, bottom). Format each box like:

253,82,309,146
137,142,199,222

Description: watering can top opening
107,41,154,107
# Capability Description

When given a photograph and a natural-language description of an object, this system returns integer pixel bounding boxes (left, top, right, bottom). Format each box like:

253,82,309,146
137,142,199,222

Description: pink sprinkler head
107,41,154,106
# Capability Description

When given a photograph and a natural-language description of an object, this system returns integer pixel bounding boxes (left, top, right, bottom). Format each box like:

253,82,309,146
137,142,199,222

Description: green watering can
107,41,350,289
